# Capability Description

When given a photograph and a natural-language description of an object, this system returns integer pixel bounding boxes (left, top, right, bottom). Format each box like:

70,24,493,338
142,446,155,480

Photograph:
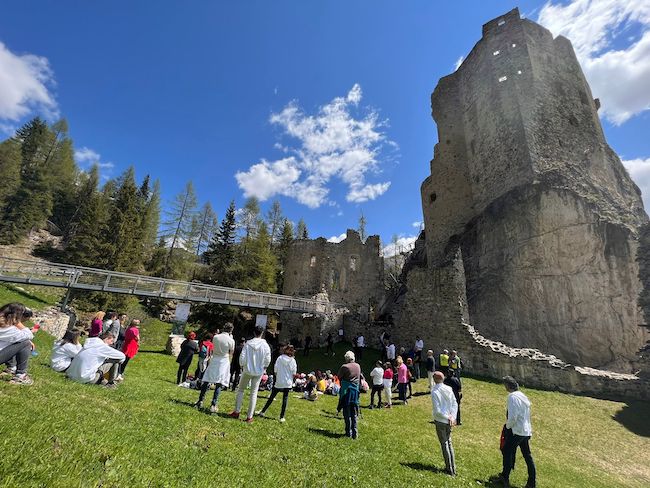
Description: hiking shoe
229,411,240,419
9,374,33,385
115,374,124,382
195,401,203,409
0,368,17,379
210,405,218,413
245,417,254,424
256,411,265,417
279,417,286,423
103,382,117,389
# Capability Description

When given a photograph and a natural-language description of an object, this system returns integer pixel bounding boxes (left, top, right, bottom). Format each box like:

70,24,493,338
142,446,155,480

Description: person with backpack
176,331,198,385
257,344,297,422
194,334,213,382
230,326,271,423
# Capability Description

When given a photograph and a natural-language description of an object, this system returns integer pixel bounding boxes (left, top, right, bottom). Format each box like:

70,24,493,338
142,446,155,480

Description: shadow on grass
308,427,346,439
613,402,650,437
412,391,430,397
2,284,51,305
320,409,340,419
138,349,169,355
400,462,448,474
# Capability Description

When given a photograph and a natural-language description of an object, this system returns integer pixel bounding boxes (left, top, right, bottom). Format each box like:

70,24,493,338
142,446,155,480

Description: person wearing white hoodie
51,330,82,372
496,376,536,488
195,323,235,413
257,344,297,422
66,331,125,388
0,303,35,385
230,326,271,423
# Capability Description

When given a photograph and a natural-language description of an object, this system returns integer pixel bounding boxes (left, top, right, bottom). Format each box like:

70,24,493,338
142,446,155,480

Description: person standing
414,336,424,378
369,360,384,408
396,356,409,405
386,339,396,364
303,335,312,357
497,376,536,488
67,331,125,388
406,357,416,399
438,349,450,376
230,337,245,391
425,350,436,390
176,331,198,384
356,334,365,359
258,344,297,422
444,371,462,426
195,334,214,382
102,312,117,335
326,333,334,356
449,350,462,378
196,323,235,413
118,319,141,378
382,362,394,408
431,371,458,476
89,311,105,338
51,330,82,372
0,303,35,385
230,326,271,423
337,351,361,439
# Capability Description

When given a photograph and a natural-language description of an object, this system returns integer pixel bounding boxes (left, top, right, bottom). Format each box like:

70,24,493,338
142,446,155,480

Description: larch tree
265,200,284,246
161,181,197,277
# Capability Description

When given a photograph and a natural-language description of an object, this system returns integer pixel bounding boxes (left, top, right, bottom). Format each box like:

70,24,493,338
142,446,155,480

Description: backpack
198,343,209,359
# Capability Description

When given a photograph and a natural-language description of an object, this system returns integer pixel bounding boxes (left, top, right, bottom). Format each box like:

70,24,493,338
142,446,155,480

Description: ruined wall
280,229,384,344
419,8,649,370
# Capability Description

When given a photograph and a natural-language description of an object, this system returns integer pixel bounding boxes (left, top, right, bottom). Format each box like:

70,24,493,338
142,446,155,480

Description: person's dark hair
100,330,114,341
502,376,519,391
61,329,81,345
239,337,246,344
0,303,27,327
284,344,295,357
376,360,383,367
106,312,117,320
222,322,234,333
22,308,34,320
254,325,265,337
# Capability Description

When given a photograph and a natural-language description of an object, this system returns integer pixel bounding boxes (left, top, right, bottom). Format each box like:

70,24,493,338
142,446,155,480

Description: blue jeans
342,405,358,439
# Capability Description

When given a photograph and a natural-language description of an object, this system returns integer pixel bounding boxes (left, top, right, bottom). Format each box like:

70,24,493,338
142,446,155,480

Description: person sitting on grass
230,325,271,423
258,344,297,422
0,303,35,385
382,361,394,408
337,350,361,439
66,330,125,388
196,322,235,413
176,331,198,385
51,330,82,372
304,373,318,401
369,360,384,409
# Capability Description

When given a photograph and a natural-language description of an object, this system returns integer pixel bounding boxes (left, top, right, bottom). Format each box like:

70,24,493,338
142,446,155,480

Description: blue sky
1,1,649,253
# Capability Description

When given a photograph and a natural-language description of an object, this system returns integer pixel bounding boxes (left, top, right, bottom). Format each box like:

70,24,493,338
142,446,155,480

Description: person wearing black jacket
444,370,462,426
230,337,245,391
176,332,199,384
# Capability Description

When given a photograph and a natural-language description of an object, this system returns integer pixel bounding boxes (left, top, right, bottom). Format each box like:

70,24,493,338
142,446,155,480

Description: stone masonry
419,8,648,371
280,229,384,345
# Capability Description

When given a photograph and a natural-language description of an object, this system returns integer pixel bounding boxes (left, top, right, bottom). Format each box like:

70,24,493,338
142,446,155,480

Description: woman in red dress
119,319,141,378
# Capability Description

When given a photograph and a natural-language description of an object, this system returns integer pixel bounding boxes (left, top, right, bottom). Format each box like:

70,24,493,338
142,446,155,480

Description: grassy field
1,318,649,488
0,283,65,310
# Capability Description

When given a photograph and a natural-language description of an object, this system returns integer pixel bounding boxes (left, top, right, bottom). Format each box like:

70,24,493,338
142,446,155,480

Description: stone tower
419,8,648,369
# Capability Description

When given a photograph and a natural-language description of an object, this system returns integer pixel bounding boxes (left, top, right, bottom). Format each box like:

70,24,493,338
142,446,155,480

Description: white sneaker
256,411,265,417
279,417,286,423
210,405,218,413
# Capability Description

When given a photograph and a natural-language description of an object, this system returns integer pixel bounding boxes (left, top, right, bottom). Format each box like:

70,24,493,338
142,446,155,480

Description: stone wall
32,307,70,340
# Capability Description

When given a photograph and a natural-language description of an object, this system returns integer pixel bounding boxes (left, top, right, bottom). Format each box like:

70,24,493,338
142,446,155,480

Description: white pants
235,373,263,419
383,384,392,406
428,371,435,390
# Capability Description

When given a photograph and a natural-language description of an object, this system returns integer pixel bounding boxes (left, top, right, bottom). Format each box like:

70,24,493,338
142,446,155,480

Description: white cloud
412,221,423,228
454,56,464,71
74,146,114,171
0,41,58,122
235,84,394,208
538,0,650,125
327,233,347,243
382,235,418,258
622,157,650,208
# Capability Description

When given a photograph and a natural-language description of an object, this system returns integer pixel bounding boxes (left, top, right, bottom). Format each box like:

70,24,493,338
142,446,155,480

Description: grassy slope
1,319,648,488
0,283,64,311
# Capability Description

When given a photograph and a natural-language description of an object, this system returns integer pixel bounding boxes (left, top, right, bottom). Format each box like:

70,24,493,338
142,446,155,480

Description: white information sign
255,314,268,328
175,302,191,323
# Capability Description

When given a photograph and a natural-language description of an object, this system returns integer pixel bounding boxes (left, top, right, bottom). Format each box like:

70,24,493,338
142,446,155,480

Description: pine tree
45,120,77,234
296,218,308,239
107,167,141,272
161,181,197,277
266,200,284,246
140,179,161,263
358,211,367,242
241,221,277,292
205,200,237,285
0,139,21,215
274,218,294,291
239,196,261,250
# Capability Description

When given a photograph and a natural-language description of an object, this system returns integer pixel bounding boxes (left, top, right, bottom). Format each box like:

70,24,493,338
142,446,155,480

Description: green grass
1,321,648,488
0,283,63,310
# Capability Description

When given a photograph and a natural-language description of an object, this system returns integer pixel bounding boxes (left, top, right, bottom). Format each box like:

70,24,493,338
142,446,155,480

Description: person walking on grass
51,330,82,373
258,344,297,422
196,323,235,413
118,319,141,379
337,350,361,439
494,376,536,488
369,360,384,408
382,362,393,408
176,331,198,385
396,356,409,405
431,371,458,476
0,303,35,385
230,326,271,423
67,331,125,388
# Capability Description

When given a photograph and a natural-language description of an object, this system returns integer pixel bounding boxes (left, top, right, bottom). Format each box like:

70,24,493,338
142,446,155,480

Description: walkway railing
0,257,334,314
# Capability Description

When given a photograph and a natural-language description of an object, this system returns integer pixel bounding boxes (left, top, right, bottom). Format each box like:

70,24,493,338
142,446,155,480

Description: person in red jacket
118,319,141,379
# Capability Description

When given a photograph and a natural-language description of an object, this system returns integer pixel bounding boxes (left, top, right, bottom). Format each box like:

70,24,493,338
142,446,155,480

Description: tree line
0,117,311,312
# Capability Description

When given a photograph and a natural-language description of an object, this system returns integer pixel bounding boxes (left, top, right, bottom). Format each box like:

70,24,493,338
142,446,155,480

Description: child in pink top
396,356,409,405
382,363,394,408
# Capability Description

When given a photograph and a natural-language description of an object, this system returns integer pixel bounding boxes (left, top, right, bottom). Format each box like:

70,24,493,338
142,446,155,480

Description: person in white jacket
195,323,235,413
431,371,458,476
0,303,35,385
497,376,536,488
257,344,297,422
51,330,82,372
66,331,125,388
230,326,271,423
